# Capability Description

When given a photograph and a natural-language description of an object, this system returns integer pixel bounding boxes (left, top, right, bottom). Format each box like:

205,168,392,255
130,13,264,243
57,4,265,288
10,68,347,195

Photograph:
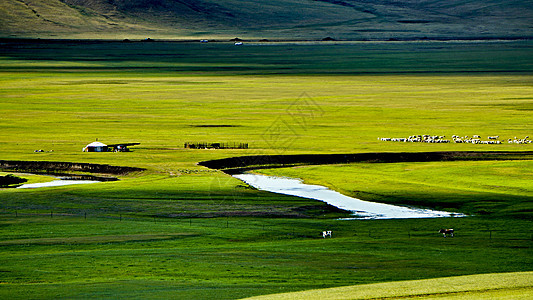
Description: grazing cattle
439,228,454,238
322,230,332,238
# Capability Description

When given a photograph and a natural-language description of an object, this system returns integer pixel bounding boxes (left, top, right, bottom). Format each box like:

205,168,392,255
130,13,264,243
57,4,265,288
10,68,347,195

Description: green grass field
0,40,532,299
245,271,533,299
1,215,532,299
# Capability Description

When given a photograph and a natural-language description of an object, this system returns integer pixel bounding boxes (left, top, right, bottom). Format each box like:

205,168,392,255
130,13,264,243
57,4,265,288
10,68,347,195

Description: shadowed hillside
0,0,532,39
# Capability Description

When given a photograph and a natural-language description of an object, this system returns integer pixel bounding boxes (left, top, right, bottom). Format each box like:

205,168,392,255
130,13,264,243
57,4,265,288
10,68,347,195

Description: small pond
234,173,465,219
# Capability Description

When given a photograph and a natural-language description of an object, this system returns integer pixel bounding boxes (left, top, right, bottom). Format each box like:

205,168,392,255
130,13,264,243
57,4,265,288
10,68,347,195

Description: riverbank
234,173,465,219
0,160,144,175
257,159,532,219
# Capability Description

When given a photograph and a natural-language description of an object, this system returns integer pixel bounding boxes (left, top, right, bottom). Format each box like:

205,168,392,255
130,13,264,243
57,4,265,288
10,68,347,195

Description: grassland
0,40,532,298
1,215,532,299
1,41,532,158
245,271,533,299
259,160,533,218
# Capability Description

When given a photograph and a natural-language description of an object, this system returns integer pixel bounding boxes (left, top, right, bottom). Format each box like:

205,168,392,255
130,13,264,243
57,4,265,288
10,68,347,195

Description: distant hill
1,0,532,40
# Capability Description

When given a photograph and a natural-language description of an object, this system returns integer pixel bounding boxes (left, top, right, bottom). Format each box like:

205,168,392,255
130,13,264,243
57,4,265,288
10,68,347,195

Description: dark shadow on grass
199,151,533,173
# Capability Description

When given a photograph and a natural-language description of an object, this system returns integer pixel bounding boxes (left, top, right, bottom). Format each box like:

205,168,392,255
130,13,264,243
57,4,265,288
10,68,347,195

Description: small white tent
82,142,108,152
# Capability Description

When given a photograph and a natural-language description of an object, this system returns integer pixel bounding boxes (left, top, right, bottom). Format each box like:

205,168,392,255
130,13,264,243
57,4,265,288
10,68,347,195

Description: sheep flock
378,135,531,145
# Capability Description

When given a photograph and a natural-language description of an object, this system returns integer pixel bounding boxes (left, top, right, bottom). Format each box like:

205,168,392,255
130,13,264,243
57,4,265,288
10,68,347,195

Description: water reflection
17,180,100,189
13,174,113,189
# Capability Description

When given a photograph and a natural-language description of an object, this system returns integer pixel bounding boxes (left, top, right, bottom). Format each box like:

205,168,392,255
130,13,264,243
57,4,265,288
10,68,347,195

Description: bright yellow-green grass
1,42,531,168
1,73,532,164
244,271,533,300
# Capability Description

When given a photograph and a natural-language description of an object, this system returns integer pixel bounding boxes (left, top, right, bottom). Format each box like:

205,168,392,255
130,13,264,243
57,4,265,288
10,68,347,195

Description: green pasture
0,41,532,298
1,41,532,163
0,215,531,299
245,271,533,300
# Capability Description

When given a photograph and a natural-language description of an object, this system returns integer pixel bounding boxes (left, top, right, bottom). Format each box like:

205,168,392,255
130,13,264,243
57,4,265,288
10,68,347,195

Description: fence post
51,210,53,218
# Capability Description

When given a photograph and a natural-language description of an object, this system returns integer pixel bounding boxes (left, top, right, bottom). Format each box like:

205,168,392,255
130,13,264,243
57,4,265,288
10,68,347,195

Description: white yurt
82,142,108,152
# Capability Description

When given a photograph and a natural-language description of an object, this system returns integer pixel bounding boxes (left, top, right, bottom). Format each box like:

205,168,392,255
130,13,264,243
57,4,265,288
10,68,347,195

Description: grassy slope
0,0,532,39
0,0,165,39
0,41,532,298
245,271,533,300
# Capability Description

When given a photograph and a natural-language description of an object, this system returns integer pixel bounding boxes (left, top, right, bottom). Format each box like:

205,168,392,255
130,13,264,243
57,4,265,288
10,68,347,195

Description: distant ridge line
1,37,532,43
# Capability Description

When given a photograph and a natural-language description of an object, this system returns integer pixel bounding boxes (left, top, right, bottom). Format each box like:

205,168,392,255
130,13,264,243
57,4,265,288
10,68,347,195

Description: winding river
234,173,465,219
9,170,464,219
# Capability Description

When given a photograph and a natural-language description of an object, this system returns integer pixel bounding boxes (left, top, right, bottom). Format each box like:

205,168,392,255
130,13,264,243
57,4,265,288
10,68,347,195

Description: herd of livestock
379,135,532,144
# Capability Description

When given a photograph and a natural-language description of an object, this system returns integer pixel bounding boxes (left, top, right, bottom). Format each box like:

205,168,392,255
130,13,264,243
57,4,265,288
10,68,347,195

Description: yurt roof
86,142,107,147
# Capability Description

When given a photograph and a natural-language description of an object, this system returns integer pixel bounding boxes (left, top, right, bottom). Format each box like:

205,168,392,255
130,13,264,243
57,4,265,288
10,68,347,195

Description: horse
439,228,454,237
322,230,332,238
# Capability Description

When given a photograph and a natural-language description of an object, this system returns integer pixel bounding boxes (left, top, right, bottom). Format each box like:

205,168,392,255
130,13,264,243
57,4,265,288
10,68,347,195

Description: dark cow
439,228,454,237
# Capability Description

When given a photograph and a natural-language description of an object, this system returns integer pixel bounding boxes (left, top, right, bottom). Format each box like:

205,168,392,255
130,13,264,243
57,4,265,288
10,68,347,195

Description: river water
234,173,465,219
17,179,101,189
